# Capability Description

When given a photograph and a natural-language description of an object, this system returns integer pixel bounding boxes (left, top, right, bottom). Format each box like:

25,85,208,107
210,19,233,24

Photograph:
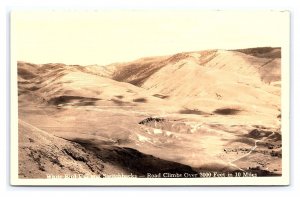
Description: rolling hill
17,47,282,178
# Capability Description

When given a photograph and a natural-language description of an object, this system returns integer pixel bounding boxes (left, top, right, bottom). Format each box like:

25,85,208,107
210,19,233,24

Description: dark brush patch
111,98,133,106
115,95,124,99
48,95,100,105
133,98,147,103
63,148,87,162
152,94,169,99
245,129,274,140
138,117,165,125
213,108,241,115
179,109,209,115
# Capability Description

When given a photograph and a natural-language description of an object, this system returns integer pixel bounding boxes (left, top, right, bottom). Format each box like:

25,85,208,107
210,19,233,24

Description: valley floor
18,100,282,178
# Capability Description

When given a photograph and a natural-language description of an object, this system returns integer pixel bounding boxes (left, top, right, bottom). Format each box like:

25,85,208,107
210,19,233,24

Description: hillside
17,47,282,178
109,48,281,123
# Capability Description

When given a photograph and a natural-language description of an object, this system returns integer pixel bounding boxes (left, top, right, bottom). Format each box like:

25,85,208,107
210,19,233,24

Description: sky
11,10,289,65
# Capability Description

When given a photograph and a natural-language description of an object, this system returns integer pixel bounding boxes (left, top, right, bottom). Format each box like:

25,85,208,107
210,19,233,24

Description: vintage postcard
10,10,290,185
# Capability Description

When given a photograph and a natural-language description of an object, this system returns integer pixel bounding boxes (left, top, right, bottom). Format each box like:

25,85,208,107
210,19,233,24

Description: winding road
228,131,276,171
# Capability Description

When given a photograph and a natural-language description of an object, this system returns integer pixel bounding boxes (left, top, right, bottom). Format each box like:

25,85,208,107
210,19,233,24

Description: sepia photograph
10,10,290,185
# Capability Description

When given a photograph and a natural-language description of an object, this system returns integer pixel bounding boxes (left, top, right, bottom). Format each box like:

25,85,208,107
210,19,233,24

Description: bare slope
18,119,105,178
18,61,171,110
110,48,281,123
111,48,281,86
